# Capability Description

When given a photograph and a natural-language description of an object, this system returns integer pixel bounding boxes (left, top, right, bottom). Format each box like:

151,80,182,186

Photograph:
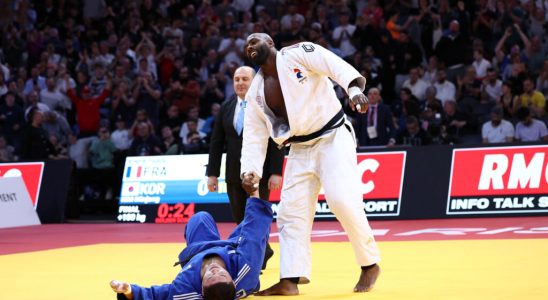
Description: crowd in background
0,0,547,199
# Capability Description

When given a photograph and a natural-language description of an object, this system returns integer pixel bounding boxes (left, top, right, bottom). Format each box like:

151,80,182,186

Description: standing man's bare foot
354,264,380,292
256,279,299,296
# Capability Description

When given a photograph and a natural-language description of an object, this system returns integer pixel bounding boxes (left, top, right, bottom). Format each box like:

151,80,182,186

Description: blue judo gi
119,197,273,300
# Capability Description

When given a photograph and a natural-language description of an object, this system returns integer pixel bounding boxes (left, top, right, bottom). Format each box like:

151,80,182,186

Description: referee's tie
236,100,247,135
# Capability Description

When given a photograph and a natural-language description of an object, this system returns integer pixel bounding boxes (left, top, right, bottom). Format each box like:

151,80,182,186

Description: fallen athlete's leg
184,211,220,245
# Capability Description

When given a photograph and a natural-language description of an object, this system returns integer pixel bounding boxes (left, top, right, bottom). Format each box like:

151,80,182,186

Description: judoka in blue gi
110,192,273,300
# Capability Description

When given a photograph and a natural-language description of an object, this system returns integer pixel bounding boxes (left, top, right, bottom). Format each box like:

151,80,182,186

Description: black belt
279,108,345,148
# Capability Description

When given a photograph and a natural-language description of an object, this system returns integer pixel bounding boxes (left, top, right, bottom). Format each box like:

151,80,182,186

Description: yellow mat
1,239,547,299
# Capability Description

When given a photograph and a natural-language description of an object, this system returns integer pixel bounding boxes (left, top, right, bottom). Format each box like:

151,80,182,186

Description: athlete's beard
250,43,270,66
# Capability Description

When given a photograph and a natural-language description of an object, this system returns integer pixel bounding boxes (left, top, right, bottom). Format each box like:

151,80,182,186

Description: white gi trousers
277,120,381,282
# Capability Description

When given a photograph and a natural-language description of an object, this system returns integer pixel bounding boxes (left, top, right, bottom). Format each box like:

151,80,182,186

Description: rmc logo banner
447,145,548,215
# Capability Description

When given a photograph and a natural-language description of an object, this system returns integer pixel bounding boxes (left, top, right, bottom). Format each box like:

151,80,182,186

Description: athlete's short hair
203,282,236,300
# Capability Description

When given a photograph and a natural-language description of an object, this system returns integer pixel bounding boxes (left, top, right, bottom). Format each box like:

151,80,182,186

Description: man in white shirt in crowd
218,25,245,66
514,107,548,142
280,4,305,31
403,67,430,100
111,116,132,151
471,49,492,79
332,10,357,59
433,69,456,105
481,67,503,102
482,106,514,143
40,77,66,111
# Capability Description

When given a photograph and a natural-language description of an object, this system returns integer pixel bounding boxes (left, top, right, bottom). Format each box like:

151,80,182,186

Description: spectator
403,67,430,100
132,73,161,128
537,60,548,99
394,30,423,94
433,69,456,105
130,109,155,138
162,104,183,137
202,102,221,138
355,87,395,146
362,0,384,29
168,67,201,114
129,121,163,156
21,108,58,160
482,68,503,103
66,78,111,137
110,116,131,152
49,135,69,159
0,92,25,151
420,86,443,111
482,107,514,144
514,107,548,142
420,101,444,143
441,100,468,144
111,81,136,128
41,111,71,147
217,25,245,66
0,135,16,162
179,106,206,143
396,115,432,146
89,63,108,97
519,77,546,119
280,4,305,31
161,125,180,155
456,66,481,103
200,77,224,116
182,131,208,154
0,72,7,97
68,133,92,169
40,77,66,111
435,20,469,82
422,55,439,84
471,49,492,80
24,90,50,120
498,81,519,120
23,67,46,96
332,10,357,59
89,126,117,199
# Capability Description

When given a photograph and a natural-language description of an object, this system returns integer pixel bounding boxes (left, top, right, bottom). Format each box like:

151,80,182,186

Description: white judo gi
241,42,380,281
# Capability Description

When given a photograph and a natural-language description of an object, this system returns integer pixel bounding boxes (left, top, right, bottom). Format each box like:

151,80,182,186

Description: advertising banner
268,151,407,217
447,145,548,215
0,177,41,228
0,162,45,207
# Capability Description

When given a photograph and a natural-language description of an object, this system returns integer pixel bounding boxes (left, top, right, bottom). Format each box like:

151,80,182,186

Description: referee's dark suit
206,94,285,267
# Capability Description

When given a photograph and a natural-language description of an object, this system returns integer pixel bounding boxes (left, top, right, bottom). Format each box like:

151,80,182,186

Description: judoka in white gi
240,33,381,295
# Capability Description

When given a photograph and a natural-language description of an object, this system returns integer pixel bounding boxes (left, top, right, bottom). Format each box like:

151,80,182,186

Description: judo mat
1,216,548,300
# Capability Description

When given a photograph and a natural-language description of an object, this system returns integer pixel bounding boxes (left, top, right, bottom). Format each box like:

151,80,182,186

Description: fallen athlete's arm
228,198,274,292
110,280,173,300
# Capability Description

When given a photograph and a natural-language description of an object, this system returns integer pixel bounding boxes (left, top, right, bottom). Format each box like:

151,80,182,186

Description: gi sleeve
241,79,270,179
118,284,171,300
297,42,366,93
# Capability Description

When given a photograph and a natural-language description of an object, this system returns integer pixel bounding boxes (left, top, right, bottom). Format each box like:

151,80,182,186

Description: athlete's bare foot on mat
354,264,380,292
256,279,299,296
